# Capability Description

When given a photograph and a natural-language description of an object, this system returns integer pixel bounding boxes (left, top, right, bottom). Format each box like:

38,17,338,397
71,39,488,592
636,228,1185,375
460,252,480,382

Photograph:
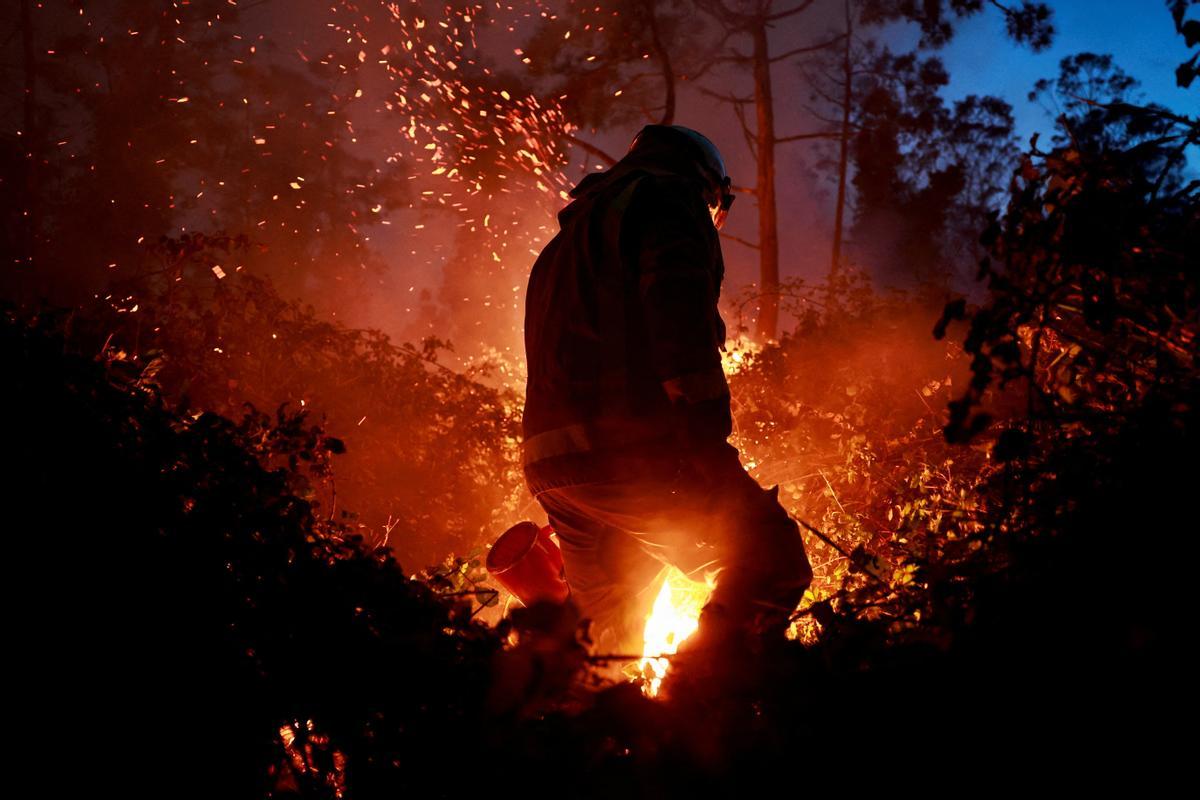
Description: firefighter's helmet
628,125,735,229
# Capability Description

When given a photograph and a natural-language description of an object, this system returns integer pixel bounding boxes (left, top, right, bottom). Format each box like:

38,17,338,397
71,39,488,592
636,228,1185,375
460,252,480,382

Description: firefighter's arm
628,178,734,452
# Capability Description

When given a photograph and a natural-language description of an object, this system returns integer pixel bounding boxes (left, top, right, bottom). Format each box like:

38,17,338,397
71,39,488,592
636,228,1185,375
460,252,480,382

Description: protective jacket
522,133,734,493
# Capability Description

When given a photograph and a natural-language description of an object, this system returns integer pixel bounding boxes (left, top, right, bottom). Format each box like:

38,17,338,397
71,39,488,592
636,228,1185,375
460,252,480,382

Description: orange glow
278,719,346,797
721,335,762,376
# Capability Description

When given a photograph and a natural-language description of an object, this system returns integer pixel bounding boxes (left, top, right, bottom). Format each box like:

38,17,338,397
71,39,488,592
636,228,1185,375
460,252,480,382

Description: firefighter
521,124,812,665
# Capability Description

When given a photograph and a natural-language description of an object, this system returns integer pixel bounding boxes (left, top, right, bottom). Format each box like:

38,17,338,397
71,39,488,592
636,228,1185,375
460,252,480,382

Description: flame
721,335,762,377
278,719,346,797
637,566,716,697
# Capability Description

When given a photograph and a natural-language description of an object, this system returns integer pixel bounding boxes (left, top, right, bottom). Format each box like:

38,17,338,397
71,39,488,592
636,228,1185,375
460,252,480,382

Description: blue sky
933,0,1196,145
705,0,1199,292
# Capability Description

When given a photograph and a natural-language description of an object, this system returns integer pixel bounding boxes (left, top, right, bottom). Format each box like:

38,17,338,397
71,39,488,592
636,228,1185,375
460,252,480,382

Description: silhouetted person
522,125,812,667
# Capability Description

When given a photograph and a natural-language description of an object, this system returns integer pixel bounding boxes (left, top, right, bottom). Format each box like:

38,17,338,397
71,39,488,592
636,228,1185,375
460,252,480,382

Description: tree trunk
830,0,853,279
644,0,676,125
751,21,779,342
21,0,38,271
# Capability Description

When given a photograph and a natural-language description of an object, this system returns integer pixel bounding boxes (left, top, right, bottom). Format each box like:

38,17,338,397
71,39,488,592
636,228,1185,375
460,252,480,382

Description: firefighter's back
524,171,675,445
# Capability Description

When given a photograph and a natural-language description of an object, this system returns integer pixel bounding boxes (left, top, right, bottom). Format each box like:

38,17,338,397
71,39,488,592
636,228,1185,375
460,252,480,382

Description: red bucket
486,521,569,606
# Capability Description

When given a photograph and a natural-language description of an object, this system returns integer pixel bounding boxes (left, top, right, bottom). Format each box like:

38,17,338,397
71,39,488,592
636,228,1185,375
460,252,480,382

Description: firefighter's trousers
532,445,813,655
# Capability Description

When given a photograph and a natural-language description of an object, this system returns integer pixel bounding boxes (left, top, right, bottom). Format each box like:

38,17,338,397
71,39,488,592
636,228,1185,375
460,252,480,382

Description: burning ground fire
635,567,716,697
482,334,768,697
626,335,760,700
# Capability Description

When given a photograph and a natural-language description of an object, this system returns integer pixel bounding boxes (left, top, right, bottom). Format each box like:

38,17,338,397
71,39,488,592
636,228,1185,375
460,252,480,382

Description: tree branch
683,29,743,82
766,0,818,22
721,232,760,249
1086,99,1198,130
714,49,754,64
643,0,677,125
776,130,839,143
732,98,758,161
806,83,844,108
802,105,862,129
769,34,846,63
698,86,755,105
695,0,752,26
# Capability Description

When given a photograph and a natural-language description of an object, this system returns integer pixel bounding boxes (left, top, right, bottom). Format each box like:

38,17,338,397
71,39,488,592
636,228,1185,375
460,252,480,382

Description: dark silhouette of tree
793,0,1057,291
829,0,855,279
522,0,710,130
1031,52,1192,194
804,38,1017,290
939,94,1197,447
689,0,847,342
860,0,1054,50
17,0,38,272
1169,0,1200,87
7,305,510,796
694,0,1051,333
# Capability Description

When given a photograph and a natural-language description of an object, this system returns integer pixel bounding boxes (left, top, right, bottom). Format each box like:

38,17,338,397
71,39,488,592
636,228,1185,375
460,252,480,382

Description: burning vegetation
4,0,1199,796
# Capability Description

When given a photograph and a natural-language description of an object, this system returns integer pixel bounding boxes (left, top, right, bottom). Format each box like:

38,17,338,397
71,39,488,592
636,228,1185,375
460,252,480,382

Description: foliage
1169,0,1200,87
725,270,996,636
906,96,1198,772
839,47,1019,288
939,101,1198,443
7,306,507,796
860,0,1054,51
69,240,527,569
11,210,1193,791
1028,53,1191,200
799,2,1040,291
